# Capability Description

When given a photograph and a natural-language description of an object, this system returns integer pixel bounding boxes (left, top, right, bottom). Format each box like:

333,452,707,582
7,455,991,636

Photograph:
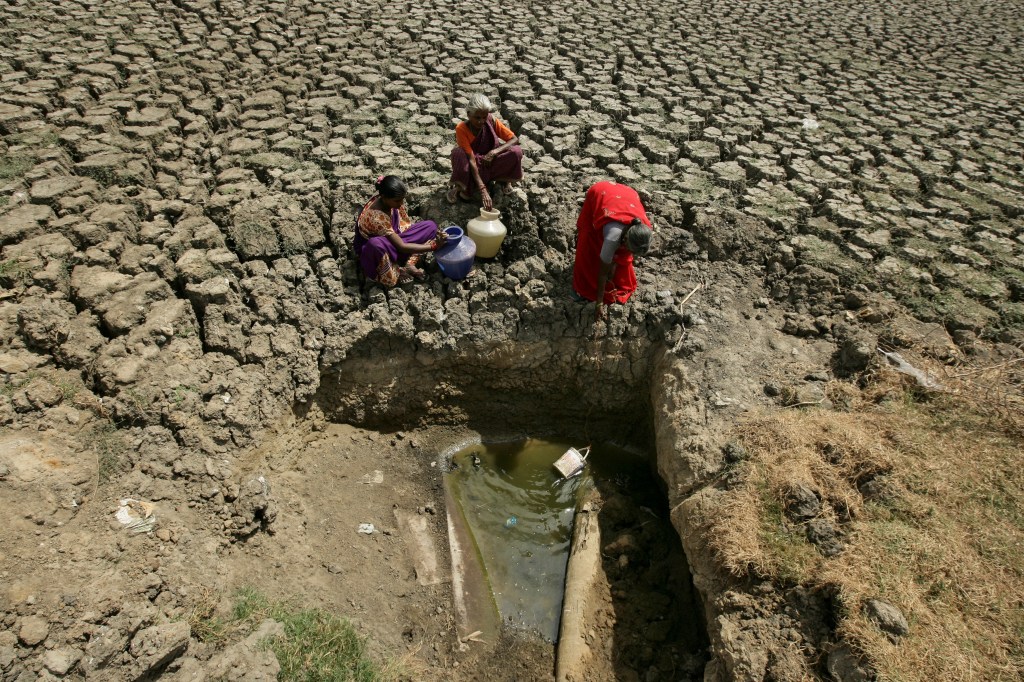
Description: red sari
572,182,652,304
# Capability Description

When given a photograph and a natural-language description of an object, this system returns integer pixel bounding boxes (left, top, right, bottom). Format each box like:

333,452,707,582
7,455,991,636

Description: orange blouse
357,197,411,240
455,117,516,158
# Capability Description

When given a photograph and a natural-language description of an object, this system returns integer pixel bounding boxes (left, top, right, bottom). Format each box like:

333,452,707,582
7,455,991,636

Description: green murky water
446,437,647,642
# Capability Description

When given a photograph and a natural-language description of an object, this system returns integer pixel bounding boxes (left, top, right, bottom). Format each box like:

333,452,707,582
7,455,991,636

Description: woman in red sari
446,93,523,210
572,181,654,321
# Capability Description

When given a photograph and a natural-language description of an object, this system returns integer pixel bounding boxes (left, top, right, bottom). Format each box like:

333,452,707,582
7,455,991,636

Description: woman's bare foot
446,184,471,204
404,265,427,281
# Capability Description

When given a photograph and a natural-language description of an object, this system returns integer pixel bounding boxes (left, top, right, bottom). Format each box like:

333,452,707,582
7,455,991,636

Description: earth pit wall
315,334,655,442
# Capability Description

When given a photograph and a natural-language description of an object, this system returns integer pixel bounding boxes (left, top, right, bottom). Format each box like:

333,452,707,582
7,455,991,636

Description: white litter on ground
116,499,156,534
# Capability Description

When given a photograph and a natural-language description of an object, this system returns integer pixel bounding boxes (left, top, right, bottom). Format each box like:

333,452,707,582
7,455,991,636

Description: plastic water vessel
466,208,507,258
435,225,476,280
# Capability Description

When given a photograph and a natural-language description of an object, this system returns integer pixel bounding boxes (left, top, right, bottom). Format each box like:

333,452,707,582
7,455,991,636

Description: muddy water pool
445,437,652,642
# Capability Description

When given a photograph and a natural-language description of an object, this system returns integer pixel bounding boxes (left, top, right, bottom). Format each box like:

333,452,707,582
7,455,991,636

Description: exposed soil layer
1,0,1023,679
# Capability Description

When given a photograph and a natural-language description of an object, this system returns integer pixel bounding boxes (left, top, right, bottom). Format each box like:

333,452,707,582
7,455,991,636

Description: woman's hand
434,227,448,247
595,302,606,323
482,150,496,165
480,187,493,211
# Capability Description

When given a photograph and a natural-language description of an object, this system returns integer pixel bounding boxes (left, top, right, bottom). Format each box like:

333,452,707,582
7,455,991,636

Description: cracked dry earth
1,0,1023,680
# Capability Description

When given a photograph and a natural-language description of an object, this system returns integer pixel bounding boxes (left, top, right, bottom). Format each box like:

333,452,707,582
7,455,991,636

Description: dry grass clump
706,360,1024,681
187,587,229,644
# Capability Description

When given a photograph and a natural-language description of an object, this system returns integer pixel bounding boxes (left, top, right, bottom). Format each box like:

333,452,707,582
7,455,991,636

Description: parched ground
1,0,1022,680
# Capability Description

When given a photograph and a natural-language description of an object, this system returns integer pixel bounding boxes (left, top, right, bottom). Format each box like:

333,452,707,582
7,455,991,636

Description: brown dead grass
706,353,1024,682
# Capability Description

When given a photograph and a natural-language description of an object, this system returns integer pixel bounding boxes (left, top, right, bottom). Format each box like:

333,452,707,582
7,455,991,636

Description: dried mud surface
1,0,1022,680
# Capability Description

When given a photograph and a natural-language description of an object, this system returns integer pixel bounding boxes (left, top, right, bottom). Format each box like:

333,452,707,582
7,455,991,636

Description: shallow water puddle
445,437,643,641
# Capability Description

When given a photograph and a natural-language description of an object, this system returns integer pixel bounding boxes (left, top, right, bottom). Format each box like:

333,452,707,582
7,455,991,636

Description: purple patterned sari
353,207,437,286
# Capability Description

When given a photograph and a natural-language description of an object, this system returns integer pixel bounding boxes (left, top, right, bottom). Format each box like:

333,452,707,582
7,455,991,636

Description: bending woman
354,175,446,287
447,93,523,210
572,181,654,322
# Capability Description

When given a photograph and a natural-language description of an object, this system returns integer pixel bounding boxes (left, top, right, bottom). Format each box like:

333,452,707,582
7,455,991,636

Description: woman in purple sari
446,93,524,210
354,175,446,287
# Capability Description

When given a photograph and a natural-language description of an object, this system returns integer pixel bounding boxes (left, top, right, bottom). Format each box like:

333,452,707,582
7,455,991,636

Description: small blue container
435,226,476,280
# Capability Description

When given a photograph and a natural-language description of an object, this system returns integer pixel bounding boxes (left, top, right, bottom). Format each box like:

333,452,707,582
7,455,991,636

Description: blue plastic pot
435,225,476,280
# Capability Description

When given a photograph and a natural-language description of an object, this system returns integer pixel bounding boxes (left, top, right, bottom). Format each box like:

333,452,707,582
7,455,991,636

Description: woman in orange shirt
446,93,523,210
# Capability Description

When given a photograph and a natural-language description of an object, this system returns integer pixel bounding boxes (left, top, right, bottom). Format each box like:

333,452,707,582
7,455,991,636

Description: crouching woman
354,175,446,286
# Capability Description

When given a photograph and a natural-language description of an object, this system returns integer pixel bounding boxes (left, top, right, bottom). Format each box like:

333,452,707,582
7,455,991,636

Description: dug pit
311,319,711,678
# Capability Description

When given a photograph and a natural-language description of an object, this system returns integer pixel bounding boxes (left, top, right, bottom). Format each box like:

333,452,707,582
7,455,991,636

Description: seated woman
354,175,446,287
447,93,523,210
